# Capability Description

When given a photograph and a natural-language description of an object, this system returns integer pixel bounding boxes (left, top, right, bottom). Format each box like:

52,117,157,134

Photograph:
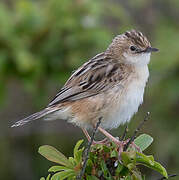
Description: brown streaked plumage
12,30,158,145
124,30,151,48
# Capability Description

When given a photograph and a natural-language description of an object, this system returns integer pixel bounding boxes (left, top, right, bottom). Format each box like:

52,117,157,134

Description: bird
12,29,158,145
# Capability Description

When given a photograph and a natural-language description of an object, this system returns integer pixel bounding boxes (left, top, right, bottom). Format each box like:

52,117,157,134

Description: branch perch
124,112,150,151
77,117,102,180
120,125,129,141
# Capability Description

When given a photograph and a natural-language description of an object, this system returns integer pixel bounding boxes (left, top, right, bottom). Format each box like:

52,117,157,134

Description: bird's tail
11,107,58,127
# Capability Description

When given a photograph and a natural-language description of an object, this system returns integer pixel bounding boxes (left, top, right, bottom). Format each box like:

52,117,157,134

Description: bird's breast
102,66,149,129
49,66,150,130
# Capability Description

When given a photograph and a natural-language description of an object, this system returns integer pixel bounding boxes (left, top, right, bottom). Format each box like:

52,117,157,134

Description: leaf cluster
39,134,168,180
39,140,84,180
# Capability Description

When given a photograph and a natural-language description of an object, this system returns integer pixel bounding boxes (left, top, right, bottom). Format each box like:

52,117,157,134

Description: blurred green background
0,0,179,179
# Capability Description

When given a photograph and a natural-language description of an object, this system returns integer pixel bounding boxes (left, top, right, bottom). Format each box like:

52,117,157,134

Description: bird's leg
124,138,142,153
97,127,123,146
130,142,142,153
82,128,91,142
97,127,127,159
81,128,108,145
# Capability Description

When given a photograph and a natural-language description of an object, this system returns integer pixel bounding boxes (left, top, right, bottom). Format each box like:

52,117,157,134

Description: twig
156,174,177,180
123,112,150,151
120,125,128,141
77,117,102,180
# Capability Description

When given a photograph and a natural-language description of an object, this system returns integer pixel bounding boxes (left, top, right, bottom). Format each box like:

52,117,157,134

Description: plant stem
120,125,128,141
124,112,150,151
77,117,102,180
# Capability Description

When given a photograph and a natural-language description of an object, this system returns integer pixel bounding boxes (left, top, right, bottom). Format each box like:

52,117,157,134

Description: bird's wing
47,52,125,107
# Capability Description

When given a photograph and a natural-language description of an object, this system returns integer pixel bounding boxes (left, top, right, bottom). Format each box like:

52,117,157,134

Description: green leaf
46,174,51,180
86,175,99,180
132,170,143,180
48,165,71,172
134,134,153,151
100,159,114,179
51,170,75,180
100,159,109,177
86,159,93,174
74,139,84,156
110,150,118,158
38,145,73,168
136,152,154,166
68,157,76,166
40,178,45,180
73,140,84,164
127,163,135,170
115,162,124,176
103,145,110,153
124,175,132,180
136,152,168,178
121,151,136,166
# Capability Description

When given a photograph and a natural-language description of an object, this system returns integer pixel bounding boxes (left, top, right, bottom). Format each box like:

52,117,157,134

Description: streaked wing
47,53,124,107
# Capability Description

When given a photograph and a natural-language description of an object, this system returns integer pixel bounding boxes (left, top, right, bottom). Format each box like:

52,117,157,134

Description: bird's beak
144,46,159,53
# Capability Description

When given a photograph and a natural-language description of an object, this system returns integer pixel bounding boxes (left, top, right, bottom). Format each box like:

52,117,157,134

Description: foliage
38,134,168,180
1,0,179,179
0,0,111,104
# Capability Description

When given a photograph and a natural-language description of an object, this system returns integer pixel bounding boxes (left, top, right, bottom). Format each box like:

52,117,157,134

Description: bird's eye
130,46,136,51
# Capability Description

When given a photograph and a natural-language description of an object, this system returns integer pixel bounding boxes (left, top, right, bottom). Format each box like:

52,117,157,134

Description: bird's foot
117,139,142,154
129,141,142,153
106,138,142,160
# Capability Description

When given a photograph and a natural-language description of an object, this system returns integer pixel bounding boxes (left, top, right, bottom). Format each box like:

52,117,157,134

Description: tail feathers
11,108,58,127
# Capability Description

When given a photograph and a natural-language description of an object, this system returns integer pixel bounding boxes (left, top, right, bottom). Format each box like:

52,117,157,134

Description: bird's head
106,30,158,66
